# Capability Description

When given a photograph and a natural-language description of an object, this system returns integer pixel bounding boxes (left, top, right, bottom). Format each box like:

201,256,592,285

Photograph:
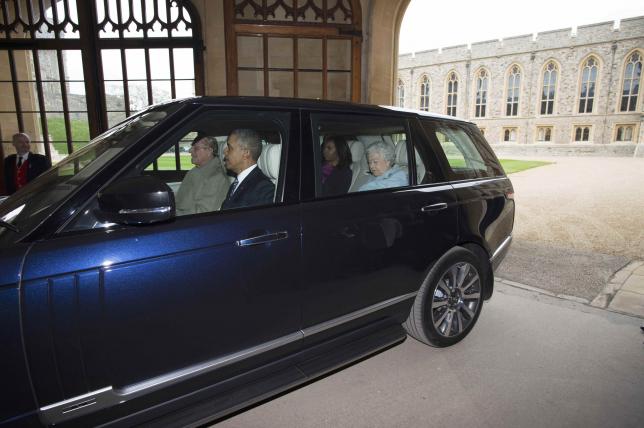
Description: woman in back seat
358,141,408,192
321,135,353,196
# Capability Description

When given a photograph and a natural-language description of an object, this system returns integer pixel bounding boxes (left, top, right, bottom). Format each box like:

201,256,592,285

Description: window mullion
56,49,74,154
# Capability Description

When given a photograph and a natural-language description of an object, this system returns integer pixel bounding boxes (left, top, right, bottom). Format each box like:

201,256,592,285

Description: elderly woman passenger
358,141,408,191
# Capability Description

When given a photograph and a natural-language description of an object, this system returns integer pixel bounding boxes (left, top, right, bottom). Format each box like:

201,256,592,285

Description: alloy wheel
431,262,481,337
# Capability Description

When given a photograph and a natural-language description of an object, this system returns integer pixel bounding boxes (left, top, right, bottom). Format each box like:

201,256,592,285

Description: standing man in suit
3,132,51,195
221,129,274,210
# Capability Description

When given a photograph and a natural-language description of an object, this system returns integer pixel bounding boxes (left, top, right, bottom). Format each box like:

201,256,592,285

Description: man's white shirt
232,164,257,194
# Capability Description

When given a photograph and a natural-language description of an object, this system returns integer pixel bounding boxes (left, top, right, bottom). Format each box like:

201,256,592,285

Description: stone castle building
397,16,644,154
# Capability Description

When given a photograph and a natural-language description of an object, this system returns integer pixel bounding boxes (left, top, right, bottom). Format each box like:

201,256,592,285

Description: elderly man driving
175,135,229,216
358,141,408,191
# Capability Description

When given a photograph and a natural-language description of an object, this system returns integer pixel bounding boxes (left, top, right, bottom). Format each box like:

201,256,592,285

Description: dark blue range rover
0,97,514,427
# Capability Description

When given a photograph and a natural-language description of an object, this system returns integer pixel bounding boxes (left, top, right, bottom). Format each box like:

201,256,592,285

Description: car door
0,242,39,427
19,107,303,425
299,111,458,340
418,118,515,265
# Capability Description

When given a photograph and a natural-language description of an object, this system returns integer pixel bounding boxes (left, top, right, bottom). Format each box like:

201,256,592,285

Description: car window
64,110,290,233
0,104,182,245
420,119,503,180
144,131,198,173
311,113,411,197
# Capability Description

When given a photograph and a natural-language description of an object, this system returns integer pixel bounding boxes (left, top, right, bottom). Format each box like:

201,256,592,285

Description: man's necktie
229,177,239,196
17,156,22,168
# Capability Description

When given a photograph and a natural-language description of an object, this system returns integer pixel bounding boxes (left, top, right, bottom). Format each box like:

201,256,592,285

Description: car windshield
0,104,181,244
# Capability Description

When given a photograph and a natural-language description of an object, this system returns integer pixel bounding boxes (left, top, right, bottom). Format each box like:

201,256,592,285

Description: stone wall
398,17,644,152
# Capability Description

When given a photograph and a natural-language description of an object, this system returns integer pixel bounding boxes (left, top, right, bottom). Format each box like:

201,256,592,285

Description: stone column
365,0,411,105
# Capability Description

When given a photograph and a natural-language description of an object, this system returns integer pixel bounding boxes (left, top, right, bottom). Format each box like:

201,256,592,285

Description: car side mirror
96,175,175,225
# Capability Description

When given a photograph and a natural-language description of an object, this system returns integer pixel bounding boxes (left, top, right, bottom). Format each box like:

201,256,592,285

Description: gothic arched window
615,125,634,142
579,56,598,113
540,61,558,115
574,126,591,142
419,75,430,111
397,79,405,107
475,69,488,118
503,128,517,142
620,51,642,112
506,65,521,116
446,72,458,116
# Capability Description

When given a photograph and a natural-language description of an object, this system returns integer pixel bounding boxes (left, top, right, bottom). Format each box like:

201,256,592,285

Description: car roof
174,96,474,125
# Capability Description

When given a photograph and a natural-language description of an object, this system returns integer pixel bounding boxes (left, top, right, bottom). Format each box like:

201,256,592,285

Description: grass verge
499,159,552,174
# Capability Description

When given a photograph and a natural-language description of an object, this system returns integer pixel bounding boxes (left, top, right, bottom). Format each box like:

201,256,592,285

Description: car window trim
56,106,299,237
307,111,414,200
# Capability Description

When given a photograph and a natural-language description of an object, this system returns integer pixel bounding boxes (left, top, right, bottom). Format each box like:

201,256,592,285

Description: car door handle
235,231,289,247
421,203,448,213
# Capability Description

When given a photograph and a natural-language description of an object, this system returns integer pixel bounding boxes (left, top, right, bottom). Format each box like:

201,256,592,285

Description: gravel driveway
495,156,644,299
508,156,644,259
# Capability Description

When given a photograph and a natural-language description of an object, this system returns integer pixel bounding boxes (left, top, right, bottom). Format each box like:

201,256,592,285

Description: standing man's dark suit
221,166,274,210
3,152,51,195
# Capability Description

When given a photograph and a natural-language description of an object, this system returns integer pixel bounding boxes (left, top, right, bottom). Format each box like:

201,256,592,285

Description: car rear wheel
404,247,484,347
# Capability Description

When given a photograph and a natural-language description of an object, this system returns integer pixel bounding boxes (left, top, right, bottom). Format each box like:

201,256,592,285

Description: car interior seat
394,140,427,185
257,143,281,186
347,139,366,191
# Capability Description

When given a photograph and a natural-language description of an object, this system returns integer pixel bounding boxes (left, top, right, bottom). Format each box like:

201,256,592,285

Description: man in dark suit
3,132,51,195
221,129,274,210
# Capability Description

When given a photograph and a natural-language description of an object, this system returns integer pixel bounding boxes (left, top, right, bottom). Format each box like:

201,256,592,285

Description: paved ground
507,156,644,259
497,240,628,301
493,156,644,311
216,283,644,428
603,262,644,316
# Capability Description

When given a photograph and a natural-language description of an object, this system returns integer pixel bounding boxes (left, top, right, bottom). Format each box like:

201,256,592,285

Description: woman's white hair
365,141,396,165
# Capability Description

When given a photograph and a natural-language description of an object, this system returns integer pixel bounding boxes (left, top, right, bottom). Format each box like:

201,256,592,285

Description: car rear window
419,119,504,180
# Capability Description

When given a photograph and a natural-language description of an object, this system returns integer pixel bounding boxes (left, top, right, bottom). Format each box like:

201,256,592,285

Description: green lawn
445,158,551,174
146,154,193,171
499,159,552,174
47,117,90,154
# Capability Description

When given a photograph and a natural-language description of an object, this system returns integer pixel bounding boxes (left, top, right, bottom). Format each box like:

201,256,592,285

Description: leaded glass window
506,65,520,116
540,61,557,115
0,0,203,166
475,69,488,118
503,128,517,142
230,0,361,102
579,57,598,114
446,72,457,116
537,126,552,142
620,52,642,112
615,125,634,142
419,75,430,111
397,79,405,107
574,126,591,142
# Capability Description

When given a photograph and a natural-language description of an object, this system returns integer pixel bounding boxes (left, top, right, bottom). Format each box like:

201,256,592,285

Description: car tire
404,246,485,347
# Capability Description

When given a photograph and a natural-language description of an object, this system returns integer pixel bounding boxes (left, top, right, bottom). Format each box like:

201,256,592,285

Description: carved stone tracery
233,0,353,24
0,0,195,38
96,0,194,37
0,0,79,37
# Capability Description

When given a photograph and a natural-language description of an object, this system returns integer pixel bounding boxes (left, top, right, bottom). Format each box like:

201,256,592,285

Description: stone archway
363,0,410,105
